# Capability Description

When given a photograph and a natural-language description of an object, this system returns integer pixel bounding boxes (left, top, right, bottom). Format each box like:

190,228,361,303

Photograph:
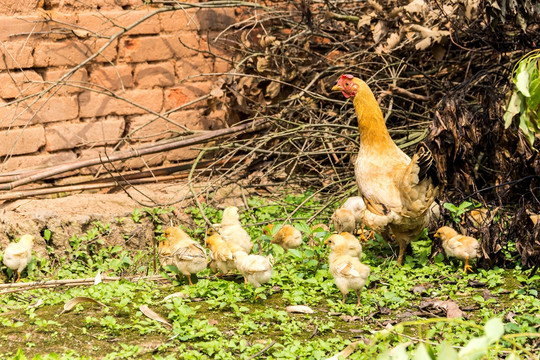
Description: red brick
0,125,45,157
79,89,163,117
122,152,166,170
165,146,199,163
164,81,212,110
34,41,89,67
83,38,118,63
171,33,201,58
34,39,117,67
0,41,34,70
89,64,133,91
159,9,200,32
196,8,236,31
45,116,125,151
0,15,47,41
0,151,76,172
133,61,175,88
213,58,232,73
43,68,88,95
0,70,44,99
77,10,160,37
119,36,175,63
175,55,213,79
128,109,204,142
0,95,79,128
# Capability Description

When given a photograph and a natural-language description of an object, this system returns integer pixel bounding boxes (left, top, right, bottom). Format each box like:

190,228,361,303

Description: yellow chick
206,229,239,275
232,250,273,288
220,206,253,253
158,227,207,285
434,226,479,273
3,234,34,282
331,208,356,233
325,234,370,307
271,224,303,250
338,232,363,259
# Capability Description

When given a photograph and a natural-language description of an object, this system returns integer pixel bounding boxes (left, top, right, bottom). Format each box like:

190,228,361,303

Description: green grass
0,194,539,359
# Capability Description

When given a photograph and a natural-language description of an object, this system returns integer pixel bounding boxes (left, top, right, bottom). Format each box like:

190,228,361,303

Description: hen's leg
397,240,408,266
463,256,473,273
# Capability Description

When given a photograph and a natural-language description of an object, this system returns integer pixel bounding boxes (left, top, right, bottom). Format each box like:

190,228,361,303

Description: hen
434,226,479,273
332,74,439,265
158,227,207,285
219,206,253,253
3,234,34,282
325,234,370,307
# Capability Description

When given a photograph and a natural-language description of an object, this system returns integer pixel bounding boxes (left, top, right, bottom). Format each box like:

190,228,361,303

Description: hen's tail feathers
415,143,440,188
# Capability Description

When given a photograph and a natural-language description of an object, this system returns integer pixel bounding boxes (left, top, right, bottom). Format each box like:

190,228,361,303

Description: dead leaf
341,314,362,322
326,340,360,360
139,305,172,328
61,296,107,314
210,87,224,98
286,305,315,314
412,284,427,294
372,21,387,44
162,292,189,302
265,81,281,99
208,318,219,326
257,57,269,73
505,311,517,324
468,279,486,287
404,0,426,13
94,270,102,285
445,300,463,318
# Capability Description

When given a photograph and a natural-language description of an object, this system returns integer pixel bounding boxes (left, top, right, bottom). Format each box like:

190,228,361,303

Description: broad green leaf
504,92,523,128
484,317,505,342
519,112,535,146
389,343,409,360
413,343,433,360
527,77,540,111
458,336,490,359
515,60,531,96
436,342,458,360
506,352,522,360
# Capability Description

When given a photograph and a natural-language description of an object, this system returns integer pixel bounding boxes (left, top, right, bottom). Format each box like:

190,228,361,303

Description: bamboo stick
0,119,268,191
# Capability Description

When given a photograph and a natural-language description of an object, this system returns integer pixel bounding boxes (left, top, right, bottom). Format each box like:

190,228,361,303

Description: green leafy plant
504,49,540,146
443,201,478,223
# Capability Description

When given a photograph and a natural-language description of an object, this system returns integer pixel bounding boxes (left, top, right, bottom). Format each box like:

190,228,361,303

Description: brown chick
158,227,207,285
331,208,356,234
3,234,34,282
232,250,273,288
206,229,242,275
271,224,303,250
434,226,479,273
325,234,370,307
219,206,253,253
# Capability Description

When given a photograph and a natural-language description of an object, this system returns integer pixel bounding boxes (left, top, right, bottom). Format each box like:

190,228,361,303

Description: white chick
3,234,34,282
232,251,273,288
220,206,253,253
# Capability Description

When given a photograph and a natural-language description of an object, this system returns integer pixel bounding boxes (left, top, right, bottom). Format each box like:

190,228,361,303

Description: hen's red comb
341,74,354,80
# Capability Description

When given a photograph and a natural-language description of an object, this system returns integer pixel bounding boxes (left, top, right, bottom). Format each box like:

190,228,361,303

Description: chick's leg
463,256,473,273
341,293,347,305
355,289,362,308
15,271,21,283
187,275,194,286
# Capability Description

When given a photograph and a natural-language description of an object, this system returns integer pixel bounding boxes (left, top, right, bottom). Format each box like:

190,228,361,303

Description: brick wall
0,1,234,174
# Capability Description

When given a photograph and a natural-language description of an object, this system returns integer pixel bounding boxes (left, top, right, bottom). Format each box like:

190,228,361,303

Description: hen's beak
331,84,341,91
